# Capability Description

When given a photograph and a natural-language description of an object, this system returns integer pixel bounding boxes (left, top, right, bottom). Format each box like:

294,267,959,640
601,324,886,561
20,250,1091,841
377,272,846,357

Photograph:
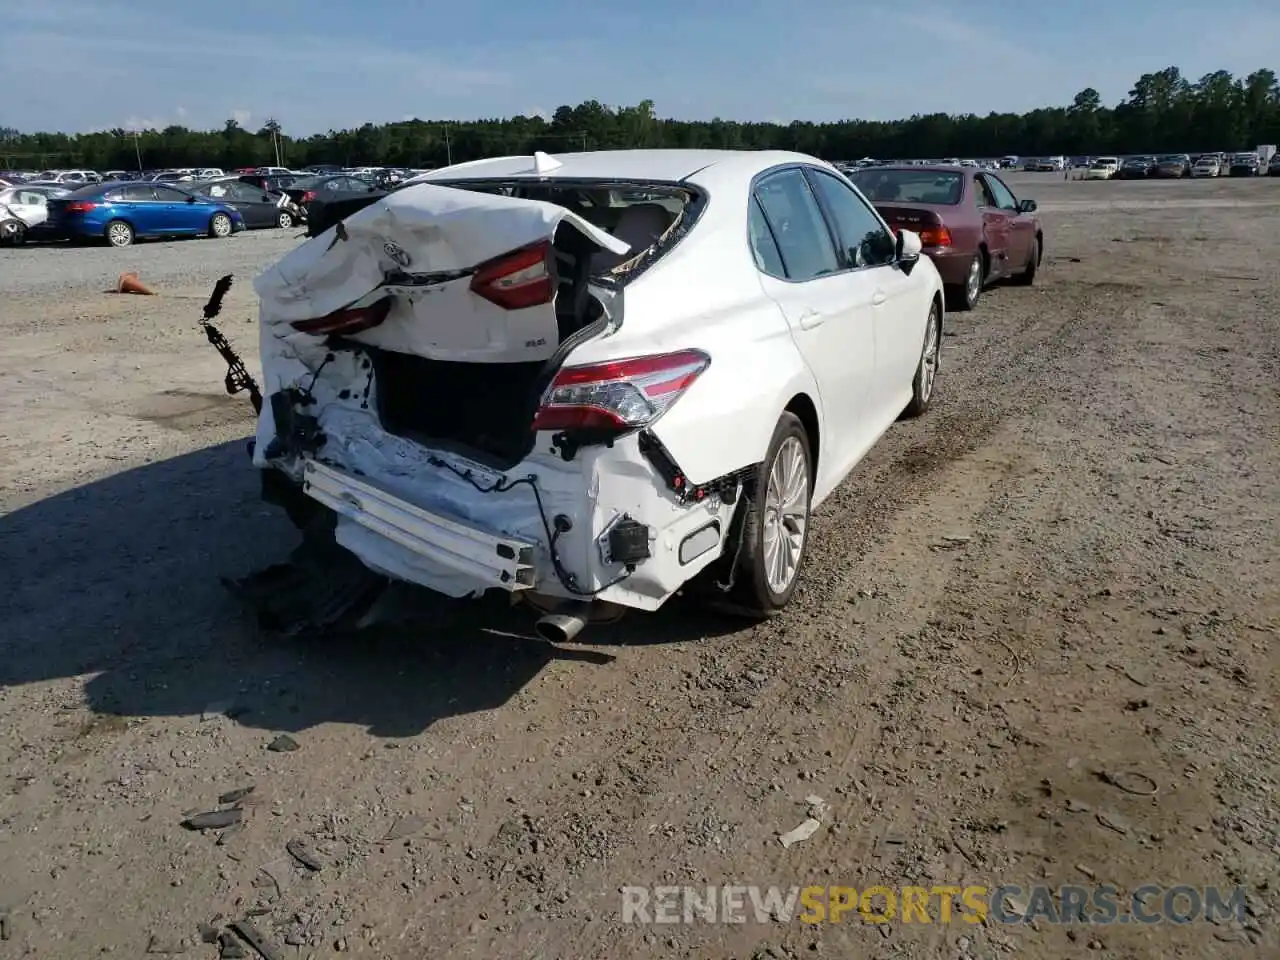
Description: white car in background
1085,157,1120,180
248,149,945,637
0,183,72,242
1191,156,1222,177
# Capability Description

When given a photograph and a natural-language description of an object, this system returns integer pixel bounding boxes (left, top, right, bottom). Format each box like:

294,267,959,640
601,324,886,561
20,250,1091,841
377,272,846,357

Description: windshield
1090,160,1114,169
849,170,964,204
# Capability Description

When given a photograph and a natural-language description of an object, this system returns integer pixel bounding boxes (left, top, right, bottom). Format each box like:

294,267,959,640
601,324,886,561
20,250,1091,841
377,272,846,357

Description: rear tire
277,211,294,229
947,253,983,311
730,413,813,617
209,213,233,238
105,220,134,247
0,218,25,245
902,300,942,419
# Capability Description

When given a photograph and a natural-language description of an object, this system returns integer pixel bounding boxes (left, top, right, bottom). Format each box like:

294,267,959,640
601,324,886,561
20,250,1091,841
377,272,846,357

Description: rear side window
748,196,786,278
753,169,840,282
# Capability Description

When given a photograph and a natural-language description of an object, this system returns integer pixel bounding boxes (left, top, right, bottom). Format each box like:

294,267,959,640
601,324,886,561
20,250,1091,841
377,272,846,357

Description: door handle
798,308,823,330
871,290,887,306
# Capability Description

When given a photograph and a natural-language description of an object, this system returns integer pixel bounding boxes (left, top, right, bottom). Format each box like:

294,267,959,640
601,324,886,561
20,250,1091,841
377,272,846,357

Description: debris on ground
181,809,242,831
217,785,255,805
285,839,324,872
266,735,300,753
228,919,283,960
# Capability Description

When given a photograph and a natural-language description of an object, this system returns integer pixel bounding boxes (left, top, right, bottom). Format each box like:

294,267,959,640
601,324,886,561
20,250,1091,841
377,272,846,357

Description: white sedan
248,149,945,636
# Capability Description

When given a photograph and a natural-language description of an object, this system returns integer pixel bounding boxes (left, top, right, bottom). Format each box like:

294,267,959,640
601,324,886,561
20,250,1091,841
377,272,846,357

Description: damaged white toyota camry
244,149,944,639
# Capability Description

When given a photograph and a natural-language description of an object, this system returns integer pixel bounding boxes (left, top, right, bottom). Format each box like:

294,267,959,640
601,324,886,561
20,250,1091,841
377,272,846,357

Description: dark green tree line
3,67,1278,172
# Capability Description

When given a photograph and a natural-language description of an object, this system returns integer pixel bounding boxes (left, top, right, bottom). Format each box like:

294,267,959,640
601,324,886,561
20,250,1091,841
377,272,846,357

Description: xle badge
383,240,411,268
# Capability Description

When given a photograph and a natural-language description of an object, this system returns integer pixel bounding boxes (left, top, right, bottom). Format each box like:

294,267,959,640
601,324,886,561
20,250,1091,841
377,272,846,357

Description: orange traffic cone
117,272,155,295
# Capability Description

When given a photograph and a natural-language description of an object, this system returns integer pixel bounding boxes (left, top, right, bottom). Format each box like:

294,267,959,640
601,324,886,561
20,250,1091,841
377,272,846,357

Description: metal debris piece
198,923,220,944
266,735,300,753
0,911,9,941
286,839,324,872
218,785,256,805
1096,811,1131,835
216,823,245,846
228,919,284,960
182,809,243,831
778,818,822,848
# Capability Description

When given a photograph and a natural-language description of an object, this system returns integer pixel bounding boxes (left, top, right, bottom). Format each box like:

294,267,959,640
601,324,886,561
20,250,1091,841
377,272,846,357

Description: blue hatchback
45,181,245,246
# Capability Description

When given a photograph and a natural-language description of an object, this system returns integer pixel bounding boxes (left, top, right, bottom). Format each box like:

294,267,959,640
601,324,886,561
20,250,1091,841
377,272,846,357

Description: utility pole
443,124,452,166
128,130,143,172
266,117,282,166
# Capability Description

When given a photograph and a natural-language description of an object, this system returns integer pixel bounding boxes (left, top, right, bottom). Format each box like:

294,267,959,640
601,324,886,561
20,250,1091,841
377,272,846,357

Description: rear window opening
341,179,702,470
850,170,964,205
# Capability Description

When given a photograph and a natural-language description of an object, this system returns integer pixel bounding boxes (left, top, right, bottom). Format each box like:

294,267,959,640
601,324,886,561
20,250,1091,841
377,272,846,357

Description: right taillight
290,297,391,336
533,349,710,434
300,190,316,203
470,240,555,310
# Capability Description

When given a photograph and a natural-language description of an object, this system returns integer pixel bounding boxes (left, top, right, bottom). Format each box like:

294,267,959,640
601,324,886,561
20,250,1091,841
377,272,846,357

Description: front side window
805,168,895,268
983,175,1019,211
752,169,840,282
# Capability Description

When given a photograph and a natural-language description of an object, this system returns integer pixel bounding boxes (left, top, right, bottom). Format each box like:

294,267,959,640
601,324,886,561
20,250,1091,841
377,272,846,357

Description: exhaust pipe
534,607,589,644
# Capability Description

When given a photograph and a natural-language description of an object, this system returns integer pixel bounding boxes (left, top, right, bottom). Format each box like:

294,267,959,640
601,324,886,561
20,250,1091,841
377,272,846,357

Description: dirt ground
0,173,1277,960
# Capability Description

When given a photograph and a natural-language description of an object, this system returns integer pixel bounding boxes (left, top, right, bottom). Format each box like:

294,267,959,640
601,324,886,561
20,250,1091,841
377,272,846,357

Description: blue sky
2,0,1277,135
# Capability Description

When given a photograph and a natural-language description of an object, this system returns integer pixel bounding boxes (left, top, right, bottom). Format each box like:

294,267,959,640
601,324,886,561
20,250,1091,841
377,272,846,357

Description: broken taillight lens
532,349,710,433
290,297,392,336
470,240,555,310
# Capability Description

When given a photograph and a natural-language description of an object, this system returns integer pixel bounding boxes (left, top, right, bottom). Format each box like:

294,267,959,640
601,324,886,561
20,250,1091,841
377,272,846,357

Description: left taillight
290,297,392,336
532,349,710,434
470,240,555,310
65,201,97,213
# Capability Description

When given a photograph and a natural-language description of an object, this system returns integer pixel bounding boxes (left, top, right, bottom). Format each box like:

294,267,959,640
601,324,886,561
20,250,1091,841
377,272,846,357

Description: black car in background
283,174,379,219
1153,154,1191,177
1227,153,1261,176
190,178,296,229
238,172,301,194
1118,156,1156,179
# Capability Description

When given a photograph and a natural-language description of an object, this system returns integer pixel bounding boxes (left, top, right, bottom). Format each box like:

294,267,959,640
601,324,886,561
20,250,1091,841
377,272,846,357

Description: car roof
850,164,971,176
419,149,827,188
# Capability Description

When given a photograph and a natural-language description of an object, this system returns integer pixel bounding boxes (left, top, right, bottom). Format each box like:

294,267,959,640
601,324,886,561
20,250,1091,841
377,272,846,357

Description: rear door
226,181,274,227
751,167,878,475
984,174,1033,267
804,166,921,423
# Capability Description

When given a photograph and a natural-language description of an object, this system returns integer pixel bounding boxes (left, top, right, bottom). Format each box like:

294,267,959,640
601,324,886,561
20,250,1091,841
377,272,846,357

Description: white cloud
176,105,188,120
230,109,251,127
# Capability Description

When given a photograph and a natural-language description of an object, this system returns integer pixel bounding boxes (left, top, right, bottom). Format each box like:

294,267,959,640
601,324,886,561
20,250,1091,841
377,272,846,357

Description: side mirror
1018,198,1037,213
895,229,922,274
186,195,196,203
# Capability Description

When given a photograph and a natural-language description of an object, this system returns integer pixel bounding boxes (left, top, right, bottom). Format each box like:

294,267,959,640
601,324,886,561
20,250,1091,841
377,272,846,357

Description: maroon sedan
848,166,1043,310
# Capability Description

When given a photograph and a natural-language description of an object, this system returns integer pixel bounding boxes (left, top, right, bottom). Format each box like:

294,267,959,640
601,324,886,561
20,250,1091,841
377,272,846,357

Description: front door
803,166,921,423
751,167,881,484
974,174,1013,277
983,174,1033,269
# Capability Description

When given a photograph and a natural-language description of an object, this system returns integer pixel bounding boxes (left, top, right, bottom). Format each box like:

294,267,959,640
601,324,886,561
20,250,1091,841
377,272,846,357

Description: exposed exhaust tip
534,612,587,644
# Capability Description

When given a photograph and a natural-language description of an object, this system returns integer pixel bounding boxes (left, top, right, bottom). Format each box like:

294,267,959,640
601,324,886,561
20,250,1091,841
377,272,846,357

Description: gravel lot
1,173,1277,959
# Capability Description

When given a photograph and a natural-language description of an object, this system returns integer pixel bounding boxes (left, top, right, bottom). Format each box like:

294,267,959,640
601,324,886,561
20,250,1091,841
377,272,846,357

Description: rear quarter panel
566,218,822,487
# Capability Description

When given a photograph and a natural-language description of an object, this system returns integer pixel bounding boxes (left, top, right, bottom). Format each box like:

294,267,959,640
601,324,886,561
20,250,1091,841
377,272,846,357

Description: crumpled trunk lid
253,182,630,365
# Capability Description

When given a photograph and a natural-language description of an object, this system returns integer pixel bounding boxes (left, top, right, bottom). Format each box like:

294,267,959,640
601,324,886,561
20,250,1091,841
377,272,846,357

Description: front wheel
730,413,813,616
276,210,295,229
209,213,233,238
902,300,941,419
